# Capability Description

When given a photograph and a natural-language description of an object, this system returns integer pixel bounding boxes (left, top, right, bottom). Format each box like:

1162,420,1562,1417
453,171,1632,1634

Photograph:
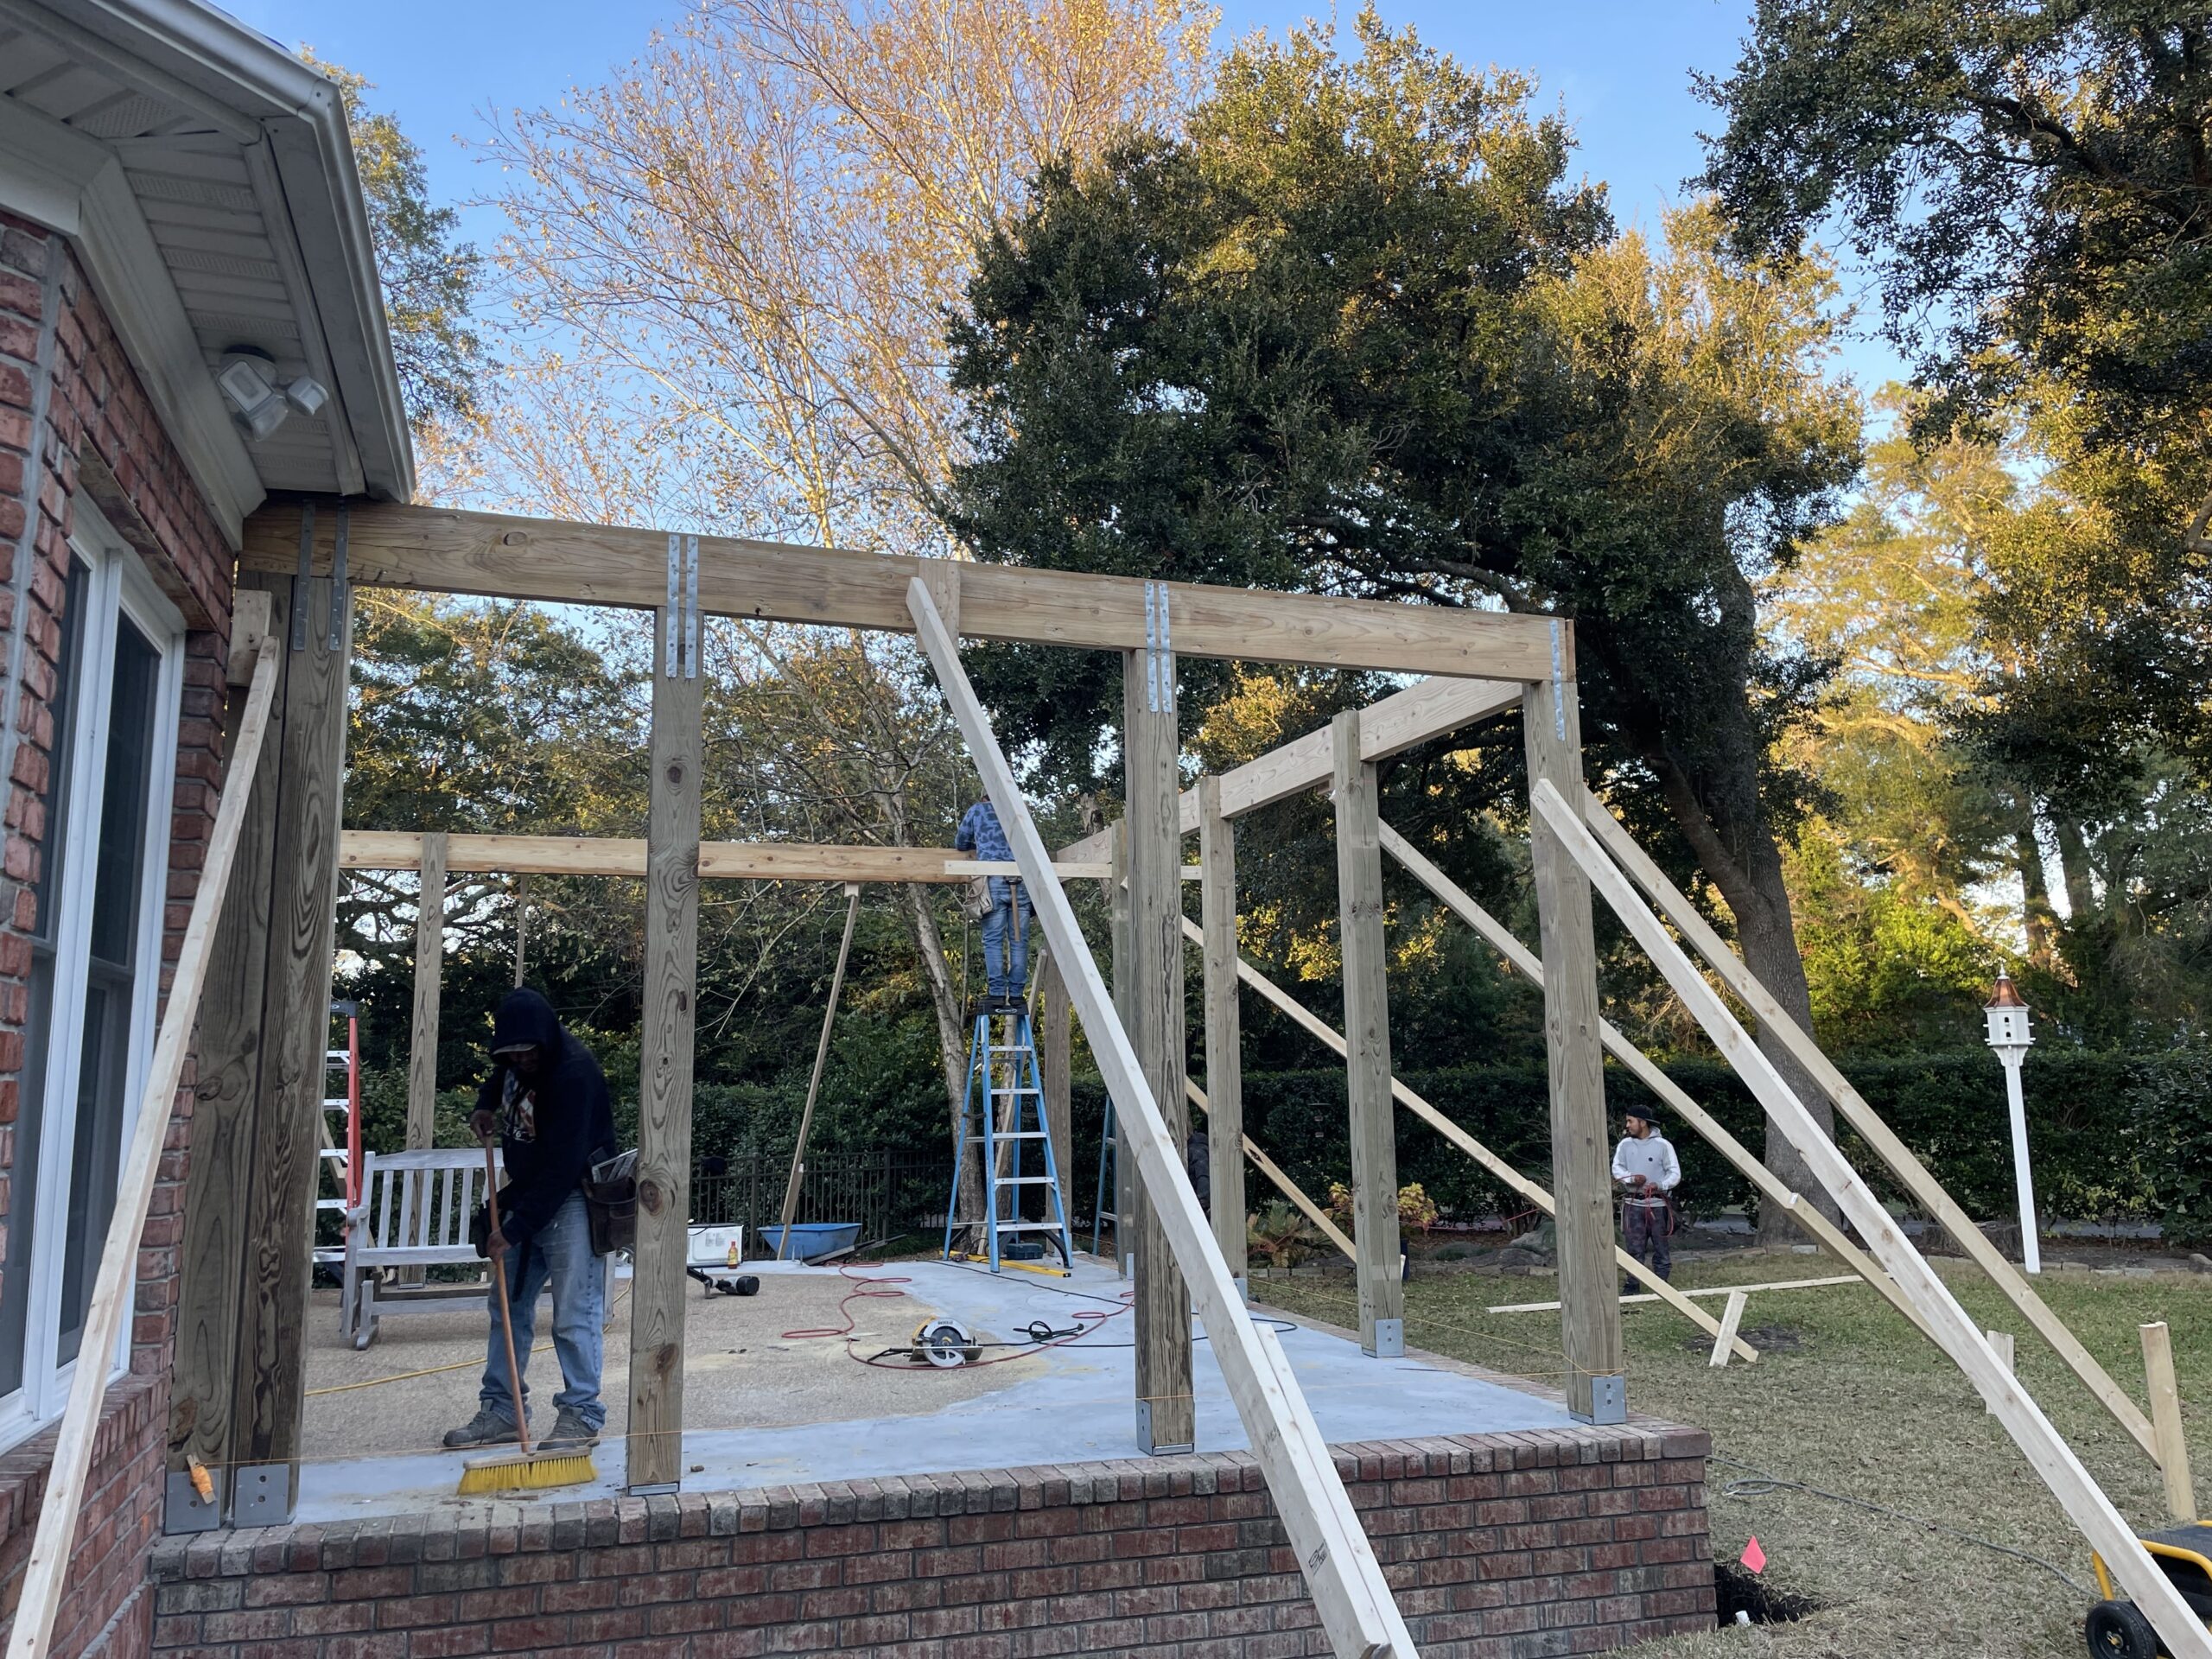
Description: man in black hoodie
443,988,618,1452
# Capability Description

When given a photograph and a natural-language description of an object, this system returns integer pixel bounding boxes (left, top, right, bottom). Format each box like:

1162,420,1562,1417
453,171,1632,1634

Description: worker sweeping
444,987,616,1457
954,796,1031,1008
1612,1107,1680,1287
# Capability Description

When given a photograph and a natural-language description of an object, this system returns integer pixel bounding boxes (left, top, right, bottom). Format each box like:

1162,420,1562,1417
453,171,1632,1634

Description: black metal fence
690,1149,952,1249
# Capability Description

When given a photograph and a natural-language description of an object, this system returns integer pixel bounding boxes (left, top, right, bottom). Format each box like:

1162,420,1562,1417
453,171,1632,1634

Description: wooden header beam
1059,674,1522,863
245,500,1564,681
340,831,1113,884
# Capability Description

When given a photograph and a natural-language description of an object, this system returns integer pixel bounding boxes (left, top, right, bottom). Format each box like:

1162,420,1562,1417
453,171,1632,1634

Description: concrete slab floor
292,1256,1577,1525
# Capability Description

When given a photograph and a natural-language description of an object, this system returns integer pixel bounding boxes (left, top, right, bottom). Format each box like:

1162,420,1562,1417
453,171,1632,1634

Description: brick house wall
0,206,240,1659
149,1428,1717,1659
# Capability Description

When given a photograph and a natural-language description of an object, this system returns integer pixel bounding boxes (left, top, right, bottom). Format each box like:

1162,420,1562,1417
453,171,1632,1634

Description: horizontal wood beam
1060,674,1522,862
245,500,1563,681
339,831,1114,883
1488,1275,1864,1314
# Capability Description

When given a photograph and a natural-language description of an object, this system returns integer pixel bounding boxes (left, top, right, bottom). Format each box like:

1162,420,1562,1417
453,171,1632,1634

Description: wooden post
629,600,702,1491
512,872,529,988
229,562,352,1505
407,832,448,1148
1124,644,1194,1455
1522,653,1624,1422
171,580,293,1486
1197,776,1247,1298
1039,950,1073,1217
1332,711,1403,1357
1709,1290,1749,1370
2144,1323,2197,1522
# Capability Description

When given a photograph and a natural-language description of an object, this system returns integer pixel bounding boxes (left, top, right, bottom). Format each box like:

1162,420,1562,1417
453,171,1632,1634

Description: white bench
342,1147,504,1350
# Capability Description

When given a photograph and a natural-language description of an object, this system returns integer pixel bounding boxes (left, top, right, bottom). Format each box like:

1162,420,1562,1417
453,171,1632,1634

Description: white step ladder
313,1001,359,1270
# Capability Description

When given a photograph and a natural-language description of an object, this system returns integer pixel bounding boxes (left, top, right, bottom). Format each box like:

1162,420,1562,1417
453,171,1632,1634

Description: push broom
457,1137,597,1495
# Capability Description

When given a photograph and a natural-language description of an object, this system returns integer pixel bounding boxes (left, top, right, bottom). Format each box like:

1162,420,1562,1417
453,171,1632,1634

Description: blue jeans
480,1190,607,1430
981,877,1032,997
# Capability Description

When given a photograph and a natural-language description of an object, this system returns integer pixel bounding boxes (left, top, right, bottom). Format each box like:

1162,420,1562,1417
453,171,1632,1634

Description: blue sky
219,0,1908,391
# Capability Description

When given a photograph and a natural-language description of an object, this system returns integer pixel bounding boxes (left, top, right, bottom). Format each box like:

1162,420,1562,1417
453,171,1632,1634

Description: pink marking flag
1739,1536,1767,1574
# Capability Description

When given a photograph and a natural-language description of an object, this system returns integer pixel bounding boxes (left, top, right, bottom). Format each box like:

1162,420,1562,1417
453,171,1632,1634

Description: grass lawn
1258,1251,2212,1659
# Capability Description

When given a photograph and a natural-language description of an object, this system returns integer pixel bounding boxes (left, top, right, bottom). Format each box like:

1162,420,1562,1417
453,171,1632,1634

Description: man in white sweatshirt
1611,1109,1681,1286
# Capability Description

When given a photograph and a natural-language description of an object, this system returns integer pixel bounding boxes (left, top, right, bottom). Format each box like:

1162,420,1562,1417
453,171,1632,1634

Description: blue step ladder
943,1006,1074,1275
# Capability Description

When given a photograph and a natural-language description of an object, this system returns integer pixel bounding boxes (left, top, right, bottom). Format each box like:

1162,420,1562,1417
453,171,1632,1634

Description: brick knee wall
147,1427,1713,1658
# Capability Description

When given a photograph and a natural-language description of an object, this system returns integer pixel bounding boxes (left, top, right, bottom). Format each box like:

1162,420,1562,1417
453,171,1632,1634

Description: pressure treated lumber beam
6,637,280,1659
1574,786,2160,1463
339,830,1111,883
406,831,447,1150
1332,712,1403,1357
907,579,1417,1659
1376,822,1929,1341
628,613,702,1491
1522,666,1624,1421
1059,674,1523,862
1197,779,1249,1294
1533,778,2211,1659
230,570,351,1502
1039,951,1074,1217
1189,918,1757,1365
246,499,1561,679
1185,1077,1357,1266
1124,645,1196,1454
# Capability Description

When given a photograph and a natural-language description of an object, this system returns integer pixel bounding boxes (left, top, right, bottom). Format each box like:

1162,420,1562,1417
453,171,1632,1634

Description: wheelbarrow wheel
2085,1599,2162,1659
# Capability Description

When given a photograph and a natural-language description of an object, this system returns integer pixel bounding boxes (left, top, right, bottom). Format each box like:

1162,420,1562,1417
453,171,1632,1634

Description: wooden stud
1060,675,1524,862
1186,918,1755,1364
406,831,448,1149
1709,1291,1749,1370
171,577,294,1482
1487,1274,1862,1314
2144,1323,2197,1522
628,609,702,1491
1197,777,1248,1296
229,571,351,1497
1376,822,1929,1341
905,579,1417,1658
1109,822,1135,1272
245,499,1565,680
1986,1329,2015,1412
1521,666,1624,1421
1123,647,1195,1455
776,887,861,1258
4,637,281,1659
1573,786,2161,1464
1039,950,1073,1220
1332,712,1403,1357
1531,776,2212,1659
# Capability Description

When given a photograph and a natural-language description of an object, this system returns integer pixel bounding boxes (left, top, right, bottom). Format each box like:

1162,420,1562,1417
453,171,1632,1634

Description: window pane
1,561,92,1397
55,614,162,1367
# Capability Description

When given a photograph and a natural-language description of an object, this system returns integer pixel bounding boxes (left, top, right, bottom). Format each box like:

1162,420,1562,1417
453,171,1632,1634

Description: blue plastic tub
757,1222,861,1261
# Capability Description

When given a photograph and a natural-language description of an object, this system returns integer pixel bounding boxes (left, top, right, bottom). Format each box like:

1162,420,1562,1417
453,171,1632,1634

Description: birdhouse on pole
1984,971,2032,1061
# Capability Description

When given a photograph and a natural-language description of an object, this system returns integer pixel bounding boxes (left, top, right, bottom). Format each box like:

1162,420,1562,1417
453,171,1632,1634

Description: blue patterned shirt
954,800,1011,862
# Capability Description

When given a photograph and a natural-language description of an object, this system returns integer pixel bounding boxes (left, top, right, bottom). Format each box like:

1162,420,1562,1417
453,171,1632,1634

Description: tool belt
582,1149,639,1255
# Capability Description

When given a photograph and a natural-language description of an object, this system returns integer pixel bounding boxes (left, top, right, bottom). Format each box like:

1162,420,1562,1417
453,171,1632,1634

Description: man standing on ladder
955,796,1031,1009
1612,1107,1680,1289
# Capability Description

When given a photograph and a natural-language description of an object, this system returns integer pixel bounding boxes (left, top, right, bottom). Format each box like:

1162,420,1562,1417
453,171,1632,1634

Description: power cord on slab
1711,1452,2091,1595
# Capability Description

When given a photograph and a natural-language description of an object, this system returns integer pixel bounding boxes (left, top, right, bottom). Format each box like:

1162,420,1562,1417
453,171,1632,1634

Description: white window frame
0,499,183,1452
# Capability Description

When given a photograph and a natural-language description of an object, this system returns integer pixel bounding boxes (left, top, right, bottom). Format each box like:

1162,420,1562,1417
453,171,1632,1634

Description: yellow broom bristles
455,1449,596,1495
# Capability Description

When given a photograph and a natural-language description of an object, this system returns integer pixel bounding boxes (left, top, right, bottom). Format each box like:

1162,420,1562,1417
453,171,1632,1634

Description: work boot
538,1408,601,1452
442,1405,523,1449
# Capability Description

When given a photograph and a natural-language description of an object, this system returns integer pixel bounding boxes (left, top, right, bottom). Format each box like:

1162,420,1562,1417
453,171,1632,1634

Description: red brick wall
148,1428,1716,1658
0,206,240,1659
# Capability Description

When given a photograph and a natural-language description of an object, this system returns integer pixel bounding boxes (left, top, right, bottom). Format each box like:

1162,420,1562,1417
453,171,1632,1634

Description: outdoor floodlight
216,347,328,441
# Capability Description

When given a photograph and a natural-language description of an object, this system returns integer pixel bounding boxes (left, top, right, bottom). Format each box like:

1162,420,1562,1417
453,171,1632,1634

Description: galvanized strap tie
664,533,700,678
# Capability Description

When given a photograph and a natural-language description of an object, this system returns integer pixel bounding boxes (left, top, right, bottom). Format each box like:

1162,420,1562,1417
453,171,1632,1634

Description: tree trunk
1649,753,1841,1243
894,879,982,1224
2012,810,2060,970
2052,817,2097,920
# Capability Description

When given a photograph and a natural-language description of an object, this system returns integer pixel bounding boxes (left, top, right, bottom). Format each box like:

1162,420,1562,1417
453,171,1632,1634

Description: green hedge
1077,1046,2205,1240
